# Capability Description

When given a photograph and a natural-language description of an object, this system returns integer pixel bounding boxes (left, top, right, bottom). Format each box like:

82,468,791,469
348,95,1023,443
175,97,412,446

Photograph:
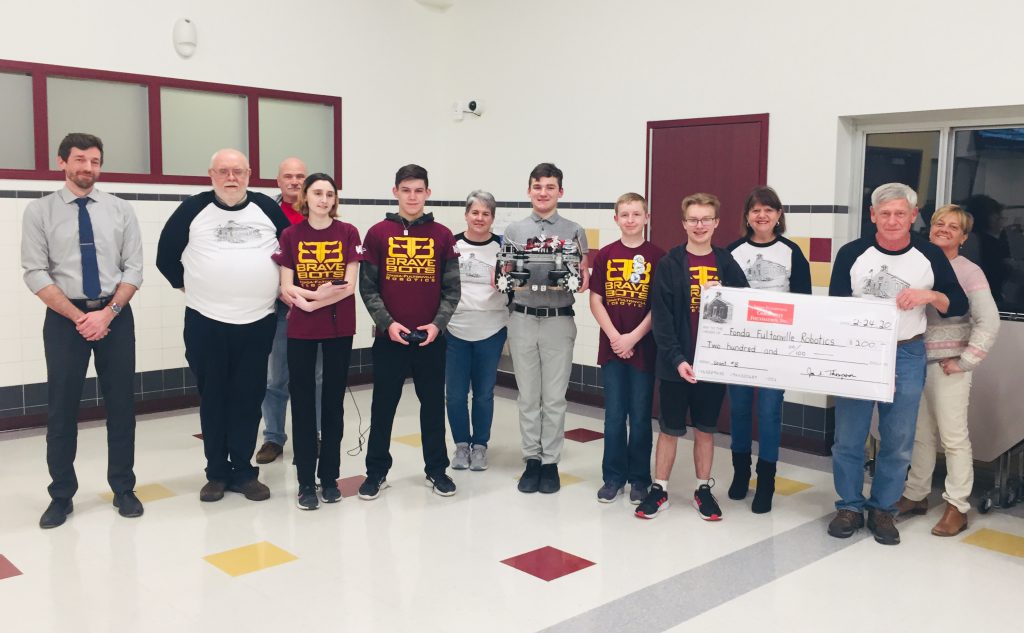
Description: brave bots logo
295,240,345,287
386,236,436,282
604,255,651,307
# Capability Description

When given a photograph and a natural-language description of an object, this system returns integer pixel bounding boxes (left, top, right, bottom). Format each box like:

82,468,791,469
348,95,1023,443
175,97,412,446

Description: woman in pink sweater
898,204,1000,535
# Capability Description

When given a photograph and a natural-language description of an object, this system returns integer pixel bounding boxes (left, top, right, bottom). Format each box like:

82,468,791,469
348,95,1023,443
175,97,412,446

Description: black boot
752,459,777,514
728,451,752,500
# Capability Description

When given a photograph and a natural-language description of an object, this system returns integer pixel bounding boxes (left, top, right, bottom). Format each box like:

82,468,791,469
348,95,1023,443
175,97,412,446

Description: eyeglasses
684,217,718,227
211,167,250,178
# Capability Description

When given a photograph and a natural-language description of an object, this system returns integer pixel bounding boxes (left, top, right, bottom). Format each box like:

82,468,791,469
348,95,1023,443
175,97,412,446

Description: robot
494,235,584,294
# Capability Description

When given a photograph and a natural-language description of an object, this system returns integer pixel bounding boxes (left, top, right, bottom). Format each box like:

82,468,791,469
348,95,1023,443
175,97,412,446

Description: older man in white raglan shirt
157,149,289,503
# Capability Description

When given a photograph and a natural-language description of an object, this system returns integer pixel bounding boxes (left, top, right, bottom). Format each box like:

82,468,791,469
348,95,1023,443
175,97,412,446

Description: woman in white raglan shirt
726,186,811,514
445,190,509,471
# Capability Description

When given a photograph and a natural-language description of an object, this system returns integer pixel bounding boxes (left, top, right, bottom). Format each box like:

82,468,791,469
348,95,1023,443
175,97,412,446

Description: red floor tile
564,428,604,443
0,555,22,581
337,475,367,498
500,546,595,581
193,433,203,440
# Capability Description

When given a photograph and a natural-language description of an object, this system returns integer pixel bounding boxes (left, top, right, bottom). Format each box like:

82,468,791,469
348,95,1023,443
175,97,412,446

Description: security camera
465,100,484,116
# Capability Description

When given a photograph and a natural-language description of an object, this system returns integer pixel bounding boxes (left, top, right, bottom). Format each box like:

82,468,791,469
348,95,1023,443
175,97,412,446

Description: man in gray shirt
21,132,144,529
504,163,589,494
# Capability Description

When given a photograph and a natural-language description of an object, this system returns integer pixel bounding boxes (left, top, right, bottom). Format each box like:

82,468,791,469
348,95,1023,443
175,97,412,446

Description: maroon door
645,114,769,432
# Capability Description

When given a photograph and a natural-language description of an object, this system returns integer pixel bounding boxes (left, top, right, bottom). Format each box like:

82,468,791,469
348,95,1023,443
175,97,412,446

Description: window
0,58,342,187
857,119,1024,314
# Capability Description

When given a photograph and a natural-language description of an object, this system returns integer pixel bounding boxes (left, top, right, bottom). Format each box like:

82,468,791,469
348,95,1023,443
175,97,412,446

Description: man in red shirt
257,158,318,464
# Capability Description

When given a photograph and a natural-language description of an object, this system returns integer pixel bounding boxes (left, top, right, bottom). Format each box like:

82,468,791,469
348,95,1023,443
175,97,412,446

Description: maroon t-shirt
588,240,665,372
687,251,719,359
272,219,362,339
362,216,459,330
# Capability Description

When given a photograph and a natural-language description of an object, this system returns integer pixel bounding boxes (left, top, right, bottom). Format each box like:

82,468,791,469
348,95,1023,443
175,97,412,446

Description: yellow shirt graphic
295,240,345,289
386,236,437,282
604,258,652,308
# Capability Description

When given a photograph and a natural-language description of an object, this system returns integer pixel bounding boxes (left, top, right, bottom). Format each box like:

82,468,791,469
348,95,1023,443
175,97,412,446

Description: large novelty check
693,287,900,402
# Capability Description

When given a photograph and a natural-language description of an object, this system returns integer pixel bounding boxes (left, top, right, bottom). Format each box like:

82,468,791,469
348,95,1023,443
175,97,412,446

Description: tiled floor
1,384,1022,632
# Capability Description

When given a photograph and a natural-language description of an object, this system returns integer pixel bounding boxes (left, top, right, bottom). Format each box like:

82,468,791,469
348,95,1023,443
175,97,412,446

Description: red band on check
747,300,794,325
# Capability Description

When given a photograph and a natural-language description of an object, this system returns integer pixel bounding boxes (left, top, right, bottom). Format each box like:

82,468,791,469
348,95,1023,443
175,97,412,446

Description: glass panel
951,127,1024,313
861,131,940,238
47,76,150,173
0,72,35,170
258,98,334,180
161,88,248,177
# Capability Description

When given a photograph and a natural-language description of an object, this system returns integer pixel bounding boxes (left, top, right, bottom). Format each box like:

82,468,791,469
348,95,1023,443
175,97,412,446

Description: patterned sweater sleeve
959,267,1000,371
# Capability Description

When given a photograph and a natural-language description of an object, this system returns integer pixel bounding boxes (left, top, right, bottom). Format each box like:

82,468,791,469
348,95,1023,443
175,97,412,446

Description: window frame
0,58,342,188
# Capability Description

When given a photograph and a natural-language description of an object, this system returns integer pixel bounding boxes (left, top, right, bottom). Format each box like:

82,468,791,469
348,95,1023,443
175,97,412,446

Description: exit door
646,113,769,432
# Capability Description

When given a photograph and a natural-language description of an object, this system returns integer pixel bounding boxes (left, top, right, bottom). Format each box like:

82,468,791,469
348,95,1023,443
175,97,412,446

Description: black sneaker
635,484,669,519
357,475,389,500
296,485,319,510
867,509,901,545
320,483,341,504
425,472,457,497
538,463,560,494
693,481,723,521
517,458,542,493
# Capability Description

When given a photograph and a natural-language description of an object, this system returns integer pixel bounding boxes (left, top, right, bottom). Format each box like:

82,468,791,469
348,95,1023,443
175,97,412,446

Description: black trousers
43,305,136,500
365,335,450,478
288,336,353,488
183,308,276,484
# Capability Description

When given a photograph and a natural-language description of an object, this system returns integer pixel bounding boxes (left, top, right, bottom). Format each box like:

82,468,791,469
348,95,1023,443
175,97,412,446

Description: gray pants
508,311,576,464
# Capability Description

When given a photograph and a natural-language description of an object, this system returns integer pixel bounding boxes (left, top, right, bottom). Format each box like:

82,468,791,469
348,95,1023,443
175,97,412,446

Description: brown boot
255,441,283,464
895,496,927,516
931,502,967,537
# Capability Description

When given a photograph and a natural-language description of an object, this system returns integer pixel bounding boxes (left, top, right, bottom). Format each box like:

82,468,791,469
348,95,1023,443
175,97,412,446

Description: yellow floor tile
749,476,812,496
962,528,1024,558
394,433,422,447
98,483,177,503
203,541,298,577
559,472,584,487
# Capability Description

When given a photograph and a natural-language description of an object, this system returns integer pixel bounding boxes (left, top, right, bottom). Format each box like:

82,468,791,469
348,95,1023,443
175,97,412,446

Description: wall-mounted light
173,18,197,58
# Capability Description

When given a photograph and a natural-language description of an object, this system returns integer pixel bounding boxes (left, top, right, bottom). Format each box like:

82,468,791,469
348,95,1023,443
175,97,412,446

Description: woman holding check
725,187,811,513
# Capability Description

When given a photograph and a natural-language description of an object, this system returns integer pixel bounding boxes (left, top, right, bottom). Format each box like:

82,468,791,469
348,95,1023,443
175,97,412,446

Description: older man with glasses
157,149,289,502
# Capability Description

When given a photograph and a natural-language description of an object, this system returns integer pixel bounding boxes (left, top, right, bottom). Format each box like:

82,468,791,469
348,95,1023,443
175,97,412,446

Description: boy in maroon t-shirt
589,193,665,505
637,193,748,522
357,164,461,499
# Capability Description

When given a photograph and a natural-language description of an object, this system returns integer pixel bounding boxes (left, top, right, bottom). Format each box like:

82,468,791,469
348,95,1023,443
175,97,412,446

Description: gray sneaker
597,482,624,503
629,484,648,505
452,443,470,470
469,444,488,471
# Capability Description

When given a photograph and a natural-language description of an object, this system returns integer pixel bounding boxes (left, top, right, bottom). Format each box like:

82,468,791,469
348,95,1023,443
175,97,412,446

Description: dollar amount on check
693,287,899,402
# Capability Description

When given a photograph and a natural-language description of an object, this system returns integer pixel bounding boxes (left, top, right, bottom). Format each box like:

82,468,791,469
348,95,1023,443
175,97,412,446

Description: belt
512,304,575,318
69,296,113,311
898,333,924,346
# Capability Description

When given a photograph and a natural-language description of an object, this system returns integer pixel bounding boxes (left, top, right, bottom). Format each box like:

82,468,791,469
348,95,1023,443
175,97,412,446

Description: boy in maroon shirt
589,193,665,505
357,164,461,499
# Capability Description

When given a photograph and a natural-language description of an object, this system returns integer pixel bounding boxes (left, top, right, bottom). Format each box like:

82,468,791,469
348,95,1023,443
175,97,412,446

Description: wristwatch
108,302,122,316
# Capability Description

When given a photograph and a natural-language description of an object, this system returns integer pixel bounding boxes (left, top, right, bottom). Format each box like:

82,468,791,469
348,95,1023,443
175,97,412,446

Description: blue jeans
261,304,321,446
445,328,507,446
601,360,654,488
728,385,784,462
832,339,926,513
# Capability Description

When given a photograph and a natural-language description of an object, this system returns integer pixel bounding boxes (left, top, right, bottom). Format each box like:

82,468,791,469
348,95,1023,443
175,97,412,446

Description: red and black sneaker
635,483,670,519
693,482,723,521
